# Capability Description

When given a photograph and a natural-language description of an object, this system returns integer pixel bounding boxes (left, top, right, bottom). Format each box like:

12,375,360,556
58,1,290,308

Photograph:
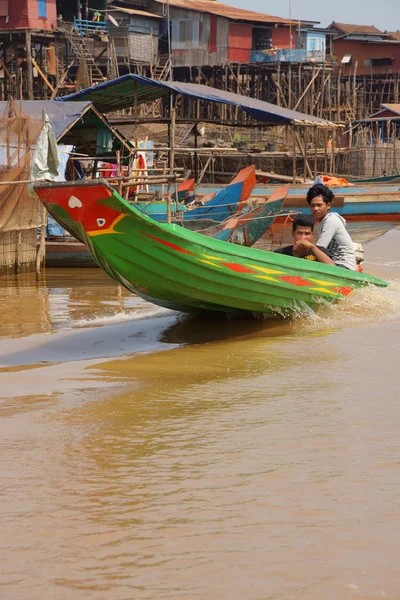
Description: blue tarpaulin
0,100,133,157
0,100,93,140
58,74,336,127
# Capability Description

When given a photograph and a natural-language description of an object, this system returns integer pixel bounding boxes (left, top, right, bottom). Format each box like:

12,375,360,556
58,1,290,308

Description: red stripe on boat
221,262,258,273
141,232,195,255
278,276,314,287
333,286,354,296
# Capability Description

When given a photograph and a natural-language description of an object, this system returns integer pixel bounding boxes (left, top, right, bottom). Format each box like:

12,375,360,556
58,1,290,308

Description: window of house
371,57,393,66
341,54,352,64
252,28,273,51
171,20,199,50
38,0,47,18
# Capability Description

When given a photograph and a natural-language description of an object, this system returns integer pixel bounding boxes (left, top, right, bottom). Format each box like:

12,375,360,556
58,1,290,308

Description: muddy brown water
1,222,400,600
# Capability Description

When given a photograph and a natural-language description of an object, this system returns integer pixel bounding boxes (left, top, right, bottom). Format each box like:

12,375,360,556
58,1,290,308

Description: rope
176,209,296,232
267,211,300,250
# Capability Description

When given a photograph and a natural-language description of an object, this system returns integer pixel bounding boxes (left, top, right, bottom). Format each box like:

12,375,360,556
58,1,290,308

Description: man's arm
316,217,336,248
293,239,335,265
310,245,335,265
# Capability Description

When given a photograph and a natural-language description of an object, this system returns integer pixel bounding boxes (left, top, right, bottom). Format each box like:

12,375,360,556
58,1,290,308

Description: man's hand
293,239,314,257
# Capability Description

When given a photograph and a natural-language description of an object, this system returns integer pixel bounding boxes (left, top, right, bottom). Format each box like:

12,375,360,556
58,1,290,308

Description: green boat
34,180,388,317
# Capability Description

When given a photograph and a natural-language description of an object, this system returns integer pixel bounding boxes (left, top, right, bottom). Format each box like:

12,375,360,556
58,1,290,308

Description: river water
1,222,400,600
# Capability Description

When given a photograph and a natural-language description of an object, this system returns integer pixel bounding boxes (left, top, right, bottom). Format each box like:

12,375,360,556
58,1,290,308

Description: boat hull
136,165,257,225
181,183,400,220
44,240,95,268
34,180,388,317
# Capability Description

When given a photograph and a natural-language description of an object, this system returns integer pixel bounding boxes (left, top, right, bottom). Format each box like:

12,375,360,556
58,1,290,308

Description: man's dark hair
306,184,335,205
292,214,315,232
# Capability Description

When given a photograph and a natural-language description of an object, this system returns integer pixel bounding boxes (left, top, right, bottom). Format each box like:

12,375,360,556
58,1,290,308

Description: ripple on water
296,280,400,334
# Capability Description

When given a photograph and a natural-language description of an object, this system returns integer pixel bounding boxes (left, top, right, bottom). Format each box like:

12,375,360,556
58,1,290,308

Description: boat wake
296,279,400,334
0,309,181,369
72,306,172,329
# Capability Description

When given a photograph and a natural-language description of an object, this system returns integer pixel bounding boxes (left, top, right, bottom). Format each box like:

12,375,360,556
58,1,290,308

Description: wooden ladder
152,57,171,81
60,22,105,84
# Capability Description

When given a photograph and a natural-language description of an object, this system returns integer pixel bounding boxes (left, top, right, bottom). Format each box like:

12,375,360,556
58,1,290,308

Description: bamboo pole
197,155,212,185
314,127,318,179
353,61,358,120
25,30,33,100
293,67,322,112
31,57,55,93
167,94,176,224
292,129,296,183
36,111,46,275
331,129,336,176
323,129,328,174
292,127,313,179
50,60,74,100
337,66,342,122
194,125,199,182
276,63,281,107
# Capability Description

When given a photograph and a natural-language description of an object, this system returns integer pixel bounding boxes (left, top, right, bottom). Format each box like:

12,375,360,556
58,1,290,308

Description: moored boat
210,184,289,246
44,238,96,268
135,165,256,227
34,180,388,316
148,181,400,221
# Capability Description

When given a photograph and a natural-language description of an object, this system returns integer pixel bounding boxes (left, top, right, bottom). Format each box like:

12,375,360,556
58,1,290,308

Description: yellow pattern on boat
308,278,338,286
309,287,337,295
246,264,286,275
254,275,281,283
88,214,126,237
202,254,225,261
197,259,224,268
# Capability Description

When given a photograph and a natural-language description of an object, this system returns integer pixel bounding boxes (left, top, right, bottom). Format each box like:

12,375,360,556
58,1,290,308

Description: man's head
292,214,314,242
306,184,335,222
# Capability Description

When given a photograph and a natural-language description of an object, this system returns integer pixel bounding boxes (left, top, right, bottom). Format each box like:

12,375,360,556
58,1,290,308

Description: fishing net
0,99,44,272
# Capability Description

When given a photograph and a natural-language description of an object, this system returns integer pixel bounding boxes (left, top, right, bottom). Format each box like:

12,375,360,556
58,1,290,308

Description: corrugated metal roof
381,104,400,116
386,31,400,41
58,74,337,127
366,104,400,120
329,22,383,35
153,0,296,25
109,7,162,18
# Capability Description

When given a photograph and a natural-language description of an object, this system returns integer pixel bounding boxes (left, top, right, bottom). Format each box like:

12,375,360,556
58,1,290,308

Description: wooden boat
42,183,286,268
188,181,400,221
131,199,188,221
208,184,289,246
147,182,400,221
348,174,400,184
34,180,388,316
176,178,195,203
45,238,96,268
135,165,256,226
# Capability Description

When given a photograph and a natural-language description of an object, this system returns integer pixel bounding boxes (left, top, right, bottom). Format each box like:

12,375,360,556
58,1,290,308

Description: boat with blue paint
187,182,400,220
134,165,256,226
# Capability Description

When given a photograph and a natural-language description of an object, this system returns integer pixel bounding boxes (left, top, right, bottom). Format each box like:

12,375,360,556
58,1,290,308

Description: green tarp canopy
58,74,336,128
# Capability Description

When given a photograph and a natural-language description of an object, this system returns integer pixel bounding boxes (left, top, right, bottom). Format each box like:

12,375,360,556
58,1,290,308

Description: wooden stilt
194,125,198,182
167,94,176,224
292,127,296,183
25,30,33,100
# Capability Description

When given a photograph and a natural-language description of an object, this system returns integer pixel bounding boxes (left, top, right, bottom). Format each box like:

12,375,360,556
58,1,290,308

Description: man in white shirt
306,184,356,270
